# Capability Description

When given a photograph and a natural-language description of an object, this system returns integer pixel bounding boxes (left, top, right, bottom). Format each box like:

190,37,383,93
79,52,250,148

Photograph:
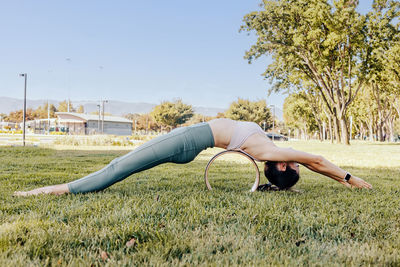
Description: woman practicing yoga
14,118,372,196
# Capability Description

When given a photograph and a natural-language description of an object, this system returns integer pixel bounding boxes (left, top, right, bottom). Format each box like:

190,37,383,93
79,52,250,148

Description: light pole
47,100,50,134
134,119,137,134
101,100,108,134
97,104,101,133
19,73,27,146
66,58,71,112
269,104,275,141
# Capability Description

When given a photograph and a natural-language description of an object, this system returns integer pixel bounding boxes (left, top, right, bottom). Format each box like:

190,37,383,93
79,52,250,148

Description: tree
283,93,319,139
57,100,75,112
225,98,272,127
184,114,213,126
0,113,7,121
241,0,386,144
215,112,226,119
363,0,400,141
150,99,194,128
6,109,36,122
348,86,378,141
34,103,57,119
125,113,159,132
77,105,84,113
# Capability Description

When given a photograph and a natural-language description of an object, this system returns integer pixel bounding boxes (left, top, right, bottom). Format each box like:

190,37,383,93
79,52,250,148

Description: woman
14,118,372,196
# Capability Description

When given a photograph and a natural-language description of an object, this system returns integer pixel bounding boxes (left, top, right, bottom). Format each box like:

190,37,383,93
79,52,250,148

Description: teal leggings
68,123,214,194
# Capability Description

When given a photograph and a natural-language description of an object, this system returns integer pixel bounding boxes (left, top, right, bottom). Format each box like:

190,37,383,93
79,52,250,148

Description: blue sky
0,0,373,109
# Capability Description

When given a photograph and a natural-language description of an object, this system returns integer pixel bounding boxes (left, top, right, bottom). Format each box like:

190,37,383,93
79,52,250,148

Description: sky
0,0,373,110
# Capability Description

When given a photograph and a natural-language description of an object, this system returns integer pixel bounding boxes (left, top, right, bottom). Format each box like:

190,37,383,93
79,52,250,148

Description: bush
50,132,67,135
53,135,136,146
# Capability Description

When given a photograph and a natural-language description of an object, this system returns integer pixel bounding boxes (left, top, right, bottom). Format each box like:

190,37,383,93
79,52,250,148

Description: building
56,112,132,135
24,118,57,134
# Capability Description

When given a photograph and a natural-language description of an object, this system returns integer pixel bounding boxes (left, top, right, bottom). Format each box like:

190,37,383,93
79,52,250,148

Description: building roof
56,112,132,123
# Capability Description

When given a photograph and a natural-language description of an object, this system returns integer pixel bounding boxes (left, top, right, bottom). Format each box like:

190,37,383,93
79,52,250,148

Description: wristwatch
344,173,351,182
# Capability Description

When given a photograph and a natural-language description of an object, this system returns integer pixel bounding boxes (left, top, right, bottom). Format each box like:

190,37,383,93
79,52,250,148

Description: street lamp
66,58,71,112
101,100,108,134
19,73,27,146
97,104,101,133
269,104,275,141
47,100,50,134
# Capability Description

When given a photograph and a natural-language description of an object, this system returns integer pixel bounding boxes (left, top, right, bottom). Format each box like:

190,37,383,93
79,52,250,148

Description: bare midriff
207,118,236,149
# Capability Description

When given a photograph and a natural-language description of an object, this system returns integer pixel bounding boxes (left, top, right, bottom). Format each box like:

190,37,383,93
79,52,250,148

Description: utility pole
97,104,101,134
19,73,27,146
101,100,108,134
270,104,275,142
66,58,71,112
47,100,50,134
134,119,137,134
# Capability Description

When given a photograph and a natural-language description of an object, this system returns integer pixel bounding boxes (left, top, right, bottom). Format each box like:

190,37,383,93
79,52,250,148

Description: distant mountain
0,97,283,120
0,97,226,117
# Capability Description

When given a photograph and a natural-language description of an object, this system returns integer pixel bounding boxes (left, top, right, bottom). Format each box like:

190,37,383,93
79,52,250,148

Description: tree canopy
225,98,272,128
150,99,194,128
242,0,400,144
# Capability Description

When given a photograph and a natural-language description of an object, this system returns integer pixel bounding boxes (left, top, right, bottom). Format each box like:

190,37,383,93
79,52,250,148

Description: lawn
1,141,400,266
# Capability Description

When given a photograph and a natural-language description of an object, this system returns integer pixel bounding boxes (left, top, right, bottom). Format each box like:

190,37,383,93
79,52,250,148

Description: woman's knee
172,149,198,164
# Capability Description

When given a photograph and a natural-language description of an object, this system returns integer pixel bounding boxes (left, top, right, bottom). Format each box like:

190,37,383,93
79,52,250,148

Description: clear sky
0,0,373,109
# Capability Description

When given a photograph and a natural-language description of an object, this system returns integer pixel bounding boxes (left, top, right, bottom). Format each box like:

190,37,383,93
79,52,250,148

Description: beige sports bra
227,121,265,150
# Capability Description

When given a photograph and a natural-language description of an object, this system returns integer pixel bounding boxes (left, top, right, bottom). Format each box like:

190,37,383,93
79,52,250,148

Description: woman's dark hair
263,161,299,189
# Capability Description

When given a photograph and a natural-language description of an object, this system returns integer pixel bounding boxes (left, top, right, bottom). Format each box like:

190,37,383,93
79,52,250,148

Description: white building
55,112,133,135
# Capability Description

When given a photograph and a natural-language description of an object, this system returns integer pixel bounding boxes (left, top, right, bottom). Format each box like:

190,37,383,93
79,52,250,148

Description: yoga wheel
204,150,260,192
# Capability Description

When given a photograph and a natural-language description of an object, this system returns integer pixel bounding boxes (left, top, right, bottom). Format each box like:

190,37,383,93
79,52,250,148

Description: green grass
1,141,400,266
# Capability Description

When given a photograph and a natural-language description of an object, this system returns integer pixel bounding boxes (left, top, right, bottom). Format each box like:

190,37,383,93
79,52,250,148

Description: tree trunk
317,123,323,141
339,116,350,145
333,116,340,144
360,123,365,140
386,116,395,142
368,119,374,142
324,109,334,143
377,122,383,141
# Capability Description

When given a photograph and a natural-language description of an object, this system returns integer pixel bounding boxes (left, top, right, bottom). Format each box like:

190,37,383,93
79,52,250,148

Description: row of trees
1,98,274,133
242,0,400,144
0,101,83,122
284,88,400,142
125,98,274,132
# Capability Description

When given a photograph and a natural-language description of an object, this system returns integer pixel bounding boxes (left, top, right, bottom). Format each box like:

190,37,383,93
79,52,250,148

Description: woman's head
264,161,300,189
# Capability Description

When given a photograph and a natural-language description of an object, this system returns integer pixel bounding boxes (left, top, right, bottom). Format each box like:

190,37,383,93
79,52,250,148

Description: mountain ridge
0,96,283,120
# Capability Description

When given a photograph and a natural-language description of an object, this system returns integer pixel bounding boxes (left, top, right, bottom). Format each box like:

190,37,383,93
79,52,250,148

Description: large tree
242,0,383,144
150,99,194,129
363,0,400,141
225,98,272,128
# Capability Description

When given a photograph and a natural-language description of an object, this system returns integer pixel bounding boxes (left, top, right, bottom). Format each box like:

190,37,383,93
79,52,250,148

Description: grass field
1,141,400,266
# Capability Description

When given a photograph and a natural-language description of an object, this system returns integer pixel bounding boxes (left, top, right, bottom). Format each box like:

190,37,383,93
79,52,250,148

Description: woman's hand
347,176,372,189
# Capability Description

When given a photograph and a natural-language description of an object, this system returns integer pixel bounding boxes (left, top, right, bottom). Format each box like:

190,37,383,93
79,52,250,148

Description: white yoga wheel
204,150,260,192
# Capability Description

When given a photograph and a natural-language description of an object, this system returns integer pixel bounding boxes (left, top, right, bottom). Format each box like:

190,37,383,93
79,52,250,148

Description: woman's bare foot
13,184,70,196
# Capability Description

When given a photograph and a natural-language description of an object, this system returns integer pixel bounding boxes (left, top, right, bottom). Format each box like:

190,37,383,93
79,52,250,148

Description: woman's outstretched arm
242,135,372,189
263,146,371,189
